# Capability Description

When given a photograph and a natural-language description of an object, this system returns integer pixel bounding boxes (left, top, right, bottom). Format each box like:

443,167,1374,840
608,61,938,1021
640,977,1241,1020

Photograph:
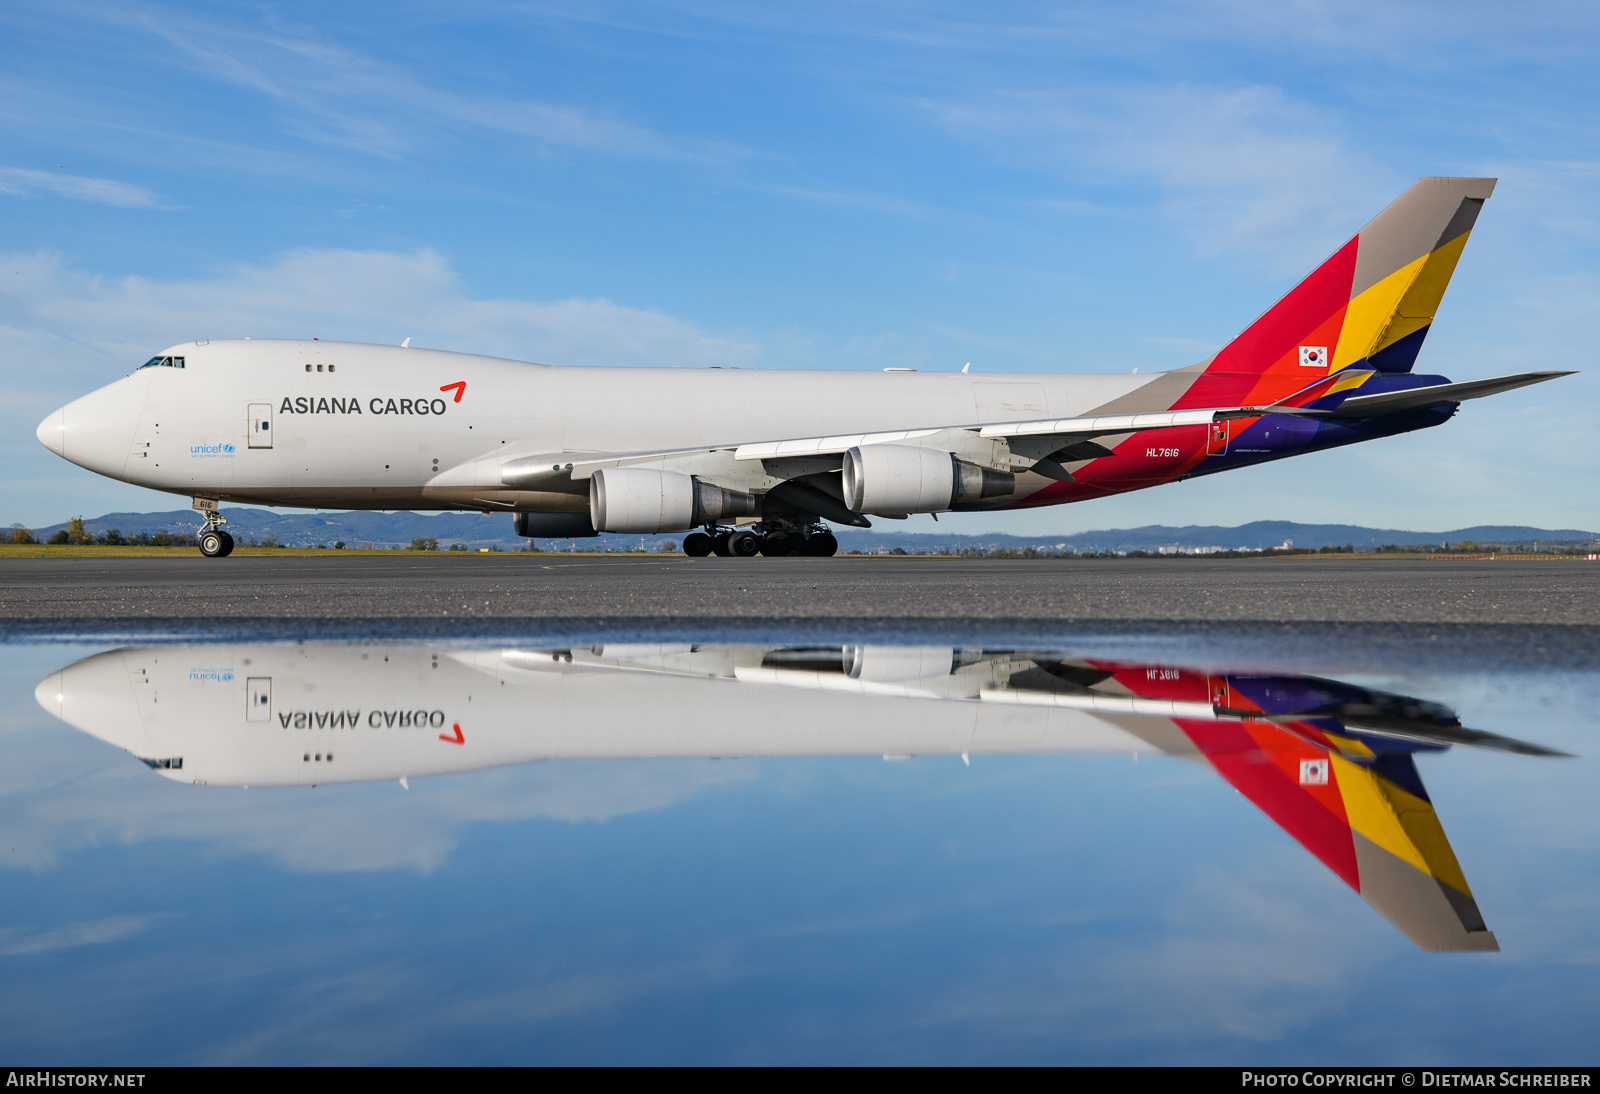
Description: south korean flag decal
1299,758,1330,786
1298,345,1328,368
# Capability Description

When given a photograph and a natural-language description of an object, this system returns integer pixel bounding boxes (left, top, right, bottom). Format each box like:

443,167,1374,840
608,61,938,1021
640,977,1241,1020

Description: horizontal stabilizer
1316,718,1570,757
1269,371,1573,420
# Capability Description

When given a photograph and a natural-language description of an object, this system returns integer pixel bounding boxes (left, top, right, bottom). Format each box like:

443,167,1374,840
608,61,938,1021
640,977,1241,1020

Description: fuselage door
246,677,272,722
1205,420,1230,456
248,403,273,449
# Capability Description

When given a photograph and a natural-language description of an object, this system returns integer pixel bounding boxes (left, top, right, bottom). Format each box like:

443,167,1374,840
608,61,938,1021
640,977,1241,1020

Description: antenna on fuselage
401,337,411,349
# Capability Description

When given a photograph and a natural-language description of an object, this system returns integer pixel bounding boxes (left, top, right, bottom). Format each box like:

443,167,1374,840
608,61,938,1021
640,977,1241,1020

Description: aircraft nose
34,671,63,720
36,382,140,476
36,408,65,457
33,671,63,722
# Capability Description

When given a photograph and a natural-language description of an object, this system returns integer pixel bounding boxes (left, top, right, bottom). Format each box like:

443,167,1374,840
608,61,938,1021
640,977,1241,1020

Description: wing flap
977,408,1221,439
735,429,941,460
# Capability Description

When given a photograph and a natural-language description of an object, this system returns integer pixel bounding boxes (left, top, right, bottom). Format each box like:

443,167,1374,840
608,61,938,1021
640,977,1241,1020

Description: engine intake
842,445,1013,514
590,468,758,533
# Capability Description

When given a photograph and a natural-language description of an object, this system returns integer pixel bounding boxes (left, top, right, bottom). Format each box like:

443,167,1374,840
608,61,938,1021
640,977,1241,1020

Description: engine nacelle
514,512,596,538
589,468,758,533
842,446,1014,514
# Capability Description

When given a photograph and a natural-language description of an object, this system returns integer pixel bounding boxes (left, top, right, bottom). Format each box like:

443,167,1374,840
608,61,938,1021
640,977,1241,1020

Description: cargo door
248,403,273,448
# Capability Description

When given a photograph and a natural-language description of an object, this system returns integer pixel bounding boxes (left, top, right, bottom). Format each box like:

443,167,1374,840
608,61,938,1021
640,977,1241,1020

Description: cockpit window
138,356,185,370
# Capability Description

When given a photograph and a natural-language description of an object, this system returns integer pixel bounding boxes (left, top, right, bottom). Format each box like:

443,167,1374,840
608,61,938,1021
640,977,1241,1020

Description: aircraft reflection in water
37,643,1567,953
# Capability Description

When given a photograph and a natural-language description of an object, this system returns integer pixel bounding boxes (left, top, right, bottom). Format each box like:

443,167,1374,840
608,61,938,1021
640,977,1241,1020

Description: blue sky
2,1,1597,533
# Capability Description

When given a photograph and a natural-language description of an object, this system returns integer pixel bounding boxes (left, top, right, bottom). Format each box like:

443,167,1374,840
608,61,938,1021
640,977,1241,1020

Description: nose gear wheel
196,507,234,558
199,529,234,557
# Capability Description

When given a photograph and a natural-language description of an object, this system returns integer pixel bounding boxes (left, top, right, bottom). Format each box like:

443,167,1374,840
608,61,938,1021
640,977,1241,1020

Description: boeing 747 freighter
37,641,1566,950
35,177,1568,556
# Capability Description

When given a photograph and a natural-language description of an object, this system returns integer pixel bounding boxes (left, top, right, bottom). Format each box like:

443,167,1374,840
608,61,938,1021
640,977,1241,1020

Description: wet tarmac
0,555,1595,628
3,556,1598,1064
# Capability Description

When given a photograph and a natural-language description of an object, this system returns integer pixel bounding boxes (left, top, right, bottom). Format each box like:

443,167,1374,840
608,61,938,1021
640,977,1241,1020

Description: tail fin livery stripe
1176,719,1361,889
1178,238,1358,409
1174,717,1495,951
1183,177,1495,409
1350,831,1498,952
1332,754,1498,952
1328,753,1473,897
1333,217,1481,374
1088,664,1499,952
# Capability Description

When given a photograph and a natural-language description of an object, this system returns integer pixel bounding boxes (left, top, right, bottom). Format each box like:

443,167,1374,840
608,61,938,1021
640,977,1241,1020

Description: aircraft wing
498,447,729,489
734,412,1224,461
733,371,1574,462
484,372,1574,499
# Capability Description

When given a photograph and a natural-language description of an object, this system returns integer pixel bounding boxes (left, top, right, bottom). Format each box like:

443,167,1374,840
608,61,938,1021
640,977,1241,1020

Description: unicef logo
189,442,237,458
188,669,235,682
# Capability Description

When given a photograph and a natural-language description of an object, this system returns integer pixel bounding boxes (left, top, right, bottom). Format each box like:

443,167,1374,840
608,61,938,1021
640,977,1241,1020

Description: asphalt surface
0,554,1594,626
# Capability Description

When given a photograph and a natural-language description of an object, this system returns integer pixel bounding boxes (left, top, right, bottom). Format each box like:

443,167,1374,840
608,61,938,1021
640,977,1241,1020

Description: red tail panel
1177,237,1359,409
1178,719,1362,891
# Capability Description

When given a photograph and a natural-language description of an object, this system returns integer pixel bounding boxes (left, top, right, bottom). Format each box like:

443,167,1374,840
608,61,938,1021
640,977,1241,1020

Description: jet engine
590,468,758,533
841,445,1014,514
513,512,597,538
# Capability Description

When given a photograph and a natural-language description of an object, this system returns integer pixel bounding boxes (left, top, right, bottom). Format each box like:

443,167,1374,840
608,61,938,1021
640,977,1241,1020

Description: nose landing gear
196,508,235,557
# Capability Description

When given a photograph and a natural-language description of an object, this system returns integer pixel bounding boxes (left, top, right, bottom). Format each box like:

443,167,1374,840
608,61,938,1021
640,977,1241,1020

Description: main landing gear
197,510,235,558
683,524,838,558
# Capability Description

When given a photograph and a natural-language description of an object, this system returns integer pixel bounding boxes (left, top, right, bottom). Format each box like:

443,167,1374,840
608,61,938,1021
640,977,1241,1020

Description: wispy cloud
0,167,164,208
910,849,1383,1052
0,743,756,874
761,184,943,219
0,914,165,956
98,2,740,164
0,248,763,372
925,84,1394,263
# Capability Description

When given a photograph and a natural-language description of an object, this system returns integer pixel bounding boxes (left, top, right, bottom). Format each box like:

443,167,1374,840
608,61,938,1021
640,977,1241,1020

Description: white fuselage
37,339,1152,512
37,643,1175,787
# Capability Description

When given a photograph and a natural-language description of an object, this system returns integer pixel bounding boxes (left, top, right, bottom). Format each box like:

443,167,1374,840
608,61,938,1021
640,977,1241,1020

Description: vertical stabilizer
1203,177,1496,388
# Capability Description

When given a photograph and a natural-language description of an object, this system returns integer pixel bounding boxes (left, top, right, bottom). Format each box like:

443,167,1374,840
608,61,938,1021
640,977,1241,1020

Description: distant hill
867,520,1600,553
19,509,1598,553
